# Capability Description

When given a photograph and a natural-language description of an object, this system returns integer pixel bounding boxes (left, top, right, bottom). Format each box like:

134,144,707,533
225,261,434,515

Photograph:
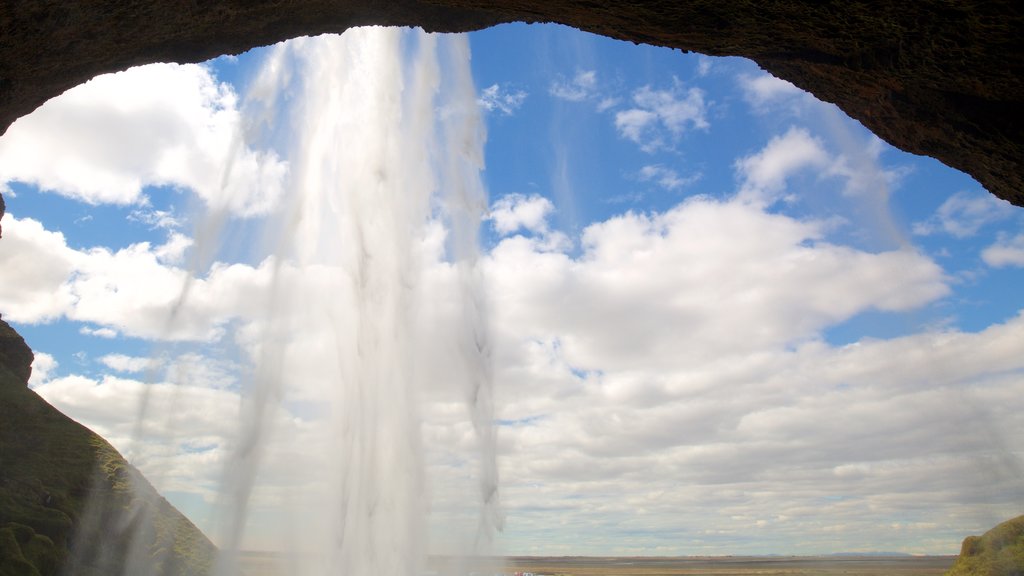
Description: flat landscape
237,554,956,576
497,556,956,576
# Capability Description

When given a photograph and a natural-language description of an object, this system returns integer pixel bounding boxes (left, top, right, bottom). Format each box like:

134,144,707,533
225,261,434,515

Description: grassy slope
0,319,216,575
945,515,1024,576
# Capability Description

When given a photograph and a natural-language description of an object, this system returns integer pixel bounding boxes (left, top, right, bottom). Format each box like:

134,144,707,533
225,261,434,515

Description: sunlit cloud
488,193,555,235
738,72,805,114
0,214,270,340
615,80,709,152
478,83,528,115
6,25,1022,559
79,326,118,339
550,70,598,102
637,164,699,191
735,126,830,204
913,190,1017,238
982,233,1024,267
0,63,288,217
0,216,77,323
27,352,57,387
99,353,159,374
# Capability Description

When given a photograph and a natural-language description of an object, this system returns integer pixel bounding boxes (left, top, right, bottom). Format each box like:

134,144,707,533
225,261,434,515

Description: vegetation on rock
945,515,1024,576
0,319,216,575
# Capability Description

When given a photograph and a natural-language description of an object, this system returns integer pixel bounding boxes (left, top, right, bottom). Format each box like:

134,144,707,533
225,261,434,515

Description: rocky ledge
0,1,1022,207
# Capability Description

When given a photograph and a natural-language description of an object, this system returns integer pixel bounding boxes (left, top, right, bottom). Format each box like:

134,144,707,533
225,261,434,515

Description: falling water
185,28,499,575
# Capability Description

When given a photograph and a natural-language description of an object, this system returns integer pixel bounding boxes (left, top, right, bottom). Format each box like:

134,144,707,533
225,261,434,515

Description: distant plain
239,553,956,576
499,555,956,576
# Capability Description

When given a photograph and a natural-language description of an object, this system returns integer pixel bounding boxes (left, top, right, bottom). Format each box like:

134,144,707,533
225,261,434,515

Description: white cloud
637,165,699,192
614,108,658,144
80,326,118,338
20,185,1013,556
0,63,288,217
913,191,1016,238
549,70,598,102
982,233,1024,267
488,193,555,236
478,83,528,115
0,216,77,322
615,81,709,152
738,72,804,113
9,32,1017,557
99,353,157,373
129,208,181,230
825,132,906,198
466,195,1020,555
735,126,830,204
486,197,949,374
154,232,194,265
696,57,712,77
32,373,243,500
595,97,620,112
0,214,269,340
27,352,57,387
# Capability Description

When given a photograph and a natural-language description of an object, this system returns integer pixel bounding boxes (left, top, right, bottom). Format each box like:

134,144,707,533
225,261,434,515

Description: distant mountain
0,318,216,575
945,515,1024,576
828,552,915,557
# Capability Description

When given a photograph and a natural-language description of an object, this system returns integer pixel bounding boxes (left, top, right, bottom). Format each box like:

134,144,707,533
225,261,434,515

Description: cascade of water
435,35,505,552
188,27,502,576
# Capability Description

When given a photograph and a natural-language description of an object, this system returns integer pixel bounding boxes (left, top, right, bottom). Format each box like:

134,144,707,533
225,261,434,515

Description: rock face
945,515,1024,576
0,318,216,576
0,1,1022,207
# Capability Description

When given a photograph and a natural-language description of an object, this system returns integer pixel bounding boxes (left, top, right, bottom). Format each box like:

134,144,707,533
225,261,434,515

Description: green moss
945,515,1024,576
0,526,42,576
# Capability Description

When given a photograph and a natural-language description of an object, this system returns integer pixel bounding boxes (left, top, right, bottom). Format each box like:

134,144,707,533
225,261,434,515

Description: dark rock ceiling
1,1,1021,206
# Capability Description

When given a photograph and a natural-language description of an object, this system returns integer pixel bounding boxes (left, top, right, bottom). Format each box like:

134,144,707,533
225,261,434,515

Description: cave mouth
2,1,1022,208
2,23,1022,564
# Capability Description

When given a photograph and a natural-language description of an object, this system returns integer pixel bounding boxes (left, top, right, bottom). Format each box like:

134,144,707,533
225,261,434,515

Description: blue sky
1,24,1023,559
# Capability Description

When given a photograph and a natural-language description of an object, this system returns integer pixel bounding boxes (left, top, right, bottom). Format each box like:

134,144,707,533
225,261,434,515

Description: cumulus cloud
0,214,269,340
549,70,598,102
129,207,182,230
0,216,78,322
913,191,1016,238
738,72,804,113
472,202,1021,553
10,34,1017,556
478,83,528,115
696,57,712,77
32,373,242,499
982,233,1024,267
0,63,288,217
637,164,699,191
735,126,830,204
153,232,194,265
23,185,1013,556
487,193,555,235
462,192,1022,555
80,326,118,338
615,81,709,152
27,352,57,387
486,197,949,374
99,353,158,374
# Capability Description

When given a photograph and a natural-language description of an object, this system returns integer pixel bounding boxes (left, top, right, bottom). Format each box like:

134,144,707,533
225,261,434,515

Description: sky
1,23,1023,558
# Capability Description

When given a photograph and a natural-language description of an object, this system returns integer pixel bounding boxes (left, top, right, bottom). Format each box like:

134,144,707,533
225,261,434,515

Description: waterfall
193,28,500,576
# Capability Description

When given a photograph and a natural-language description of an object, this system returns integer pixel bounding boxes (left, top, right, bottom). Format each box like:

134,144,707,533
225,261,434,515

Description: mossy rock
945,515,1024,576
0,319,216,575
0,525,42,576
